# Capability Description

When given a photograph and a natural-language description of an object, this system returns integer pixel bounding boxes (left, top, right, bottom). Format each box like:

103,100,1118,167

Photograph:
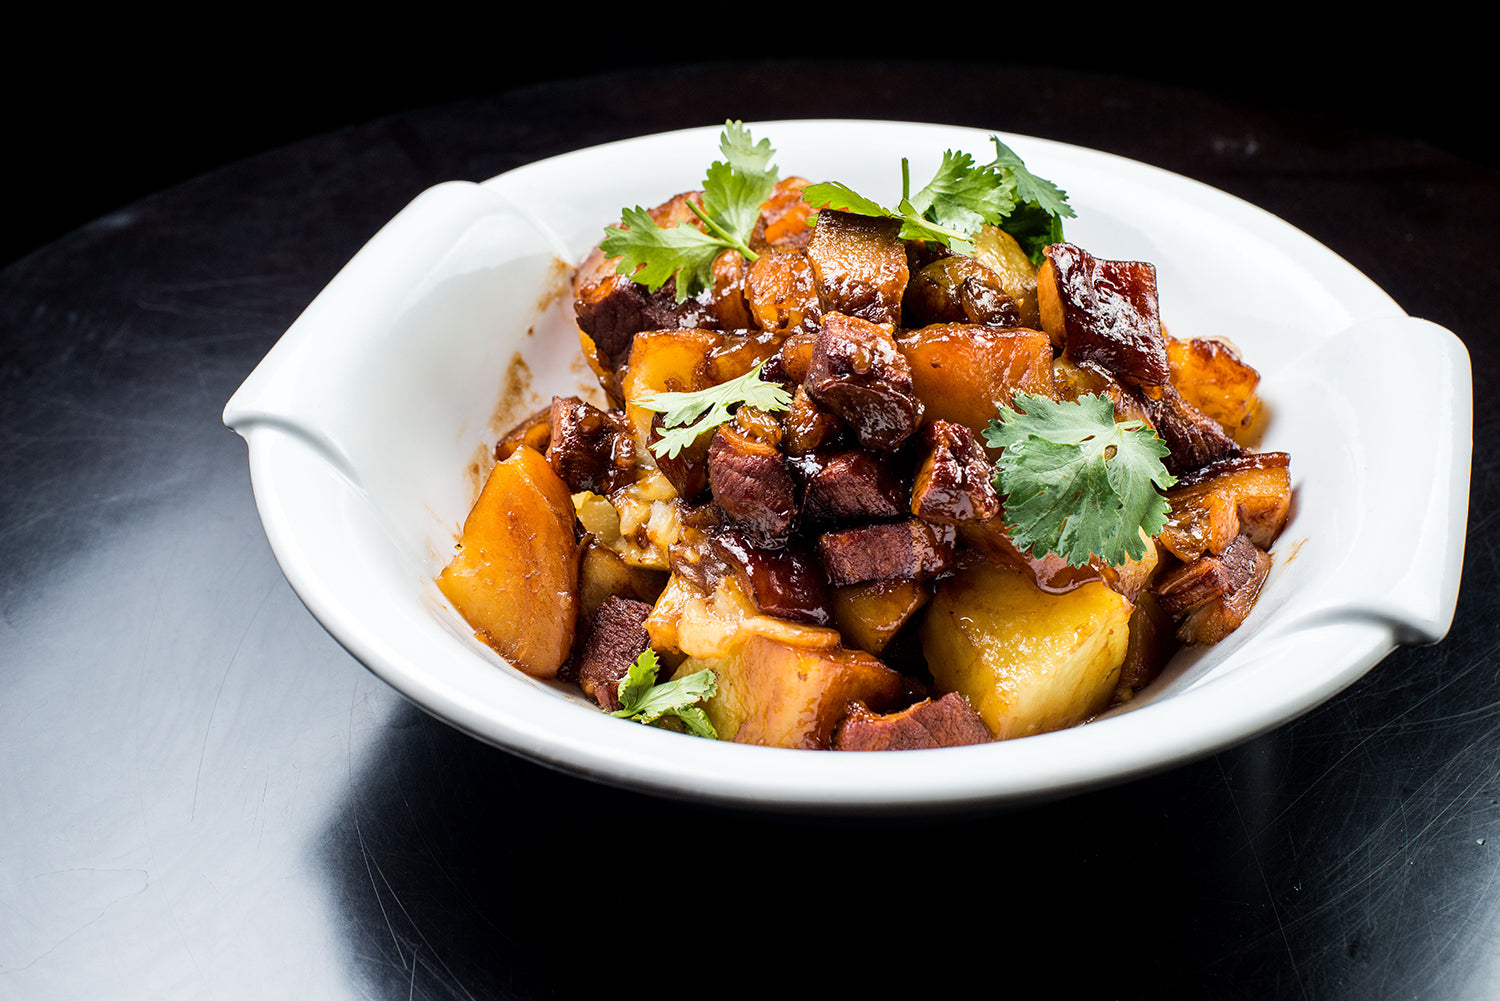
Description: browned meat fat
546,396,637,495
575,596,654,711
706,531,833,626
574,274,716,375
817,518,957,586
1139,383,1241,476
833,693,993,750
804,312,923,451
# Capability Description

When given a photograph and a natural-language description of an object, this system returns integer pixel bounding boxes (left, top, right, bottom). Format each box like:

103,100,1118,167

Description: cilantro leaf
801,137,1069,259
984,138,1075,264
600,121,779,302
633,362,792,459
984,392,1176,567
601,204,729,300
908,149,1017,235
609,650,718,739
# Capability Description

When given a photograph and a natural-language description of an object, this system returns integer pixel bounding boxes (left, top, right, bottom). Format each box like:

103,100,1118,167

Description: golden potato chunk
897,324,1055,442
674,634,906,749
920,560,1133,739
437,446,581,679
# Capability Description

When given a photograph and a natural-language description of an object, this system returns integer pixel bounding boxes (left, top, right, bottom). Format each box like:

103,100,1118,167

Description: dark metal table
3,62,1495,999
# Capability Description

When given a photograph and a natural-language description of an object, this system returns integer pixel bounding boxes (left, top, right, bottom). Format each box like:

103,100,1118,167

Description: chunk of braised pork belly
805,312,923,450
797,449,908,526
1153,533,1272,644
911,420,1000,523
833,692,993,751
745,248,822,336
817,518,957,587
805,209,909,327
701,530,834,626
1038,242,1171,387
1160,451,1292,563
545,396,637,495
903,255,1023,328
1137,382,1241,476
707,408,797,545
573,595,654,711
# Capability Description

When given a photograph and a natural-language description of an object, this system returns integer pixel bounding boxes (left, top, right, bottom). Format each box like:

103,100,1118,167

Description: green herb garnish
801,136,1074,263
984,392,1176,568
633,362,792,459
609,650,718,739
600,120,780,301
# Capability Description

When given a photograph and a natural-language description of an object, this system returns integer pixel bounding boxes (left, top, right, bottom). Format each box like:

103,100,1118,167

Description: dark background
5,23,1493,270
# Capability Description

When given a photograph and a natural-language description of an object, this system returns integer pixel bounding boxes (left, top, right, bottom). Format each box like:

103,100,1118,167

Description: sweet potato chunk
920,559,1133,739
674,634,907,749
1166,336,1266,445
437,446,581,679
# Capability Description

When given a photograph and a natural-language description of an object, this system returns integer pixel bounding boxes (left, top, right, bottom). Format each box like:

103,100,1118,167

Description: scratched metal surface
1,62,1496,1000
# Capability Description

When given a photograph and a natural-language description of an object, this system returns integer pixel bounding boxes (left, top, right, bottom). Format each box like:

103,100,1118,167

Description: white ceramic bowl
223,120,1471,814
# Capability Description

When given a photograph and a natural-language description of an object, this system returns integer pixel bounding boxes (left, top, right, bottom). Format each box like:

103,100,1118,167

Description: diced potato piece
920,560,1133,739
897,324,1055,442
1166,336,1266,445
647,574,842,660
674,634,906,748
577,540,667,623
830,578,931,654
621,328,723,459
437,446,581,679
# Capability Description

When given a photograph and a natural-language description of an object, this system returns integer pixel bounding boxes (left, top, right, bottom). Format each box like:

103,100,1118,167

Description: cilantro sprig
633,362,792,459
600,121,780,301
984,392,1176,567
801,137,1073,263
609,650,718,739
